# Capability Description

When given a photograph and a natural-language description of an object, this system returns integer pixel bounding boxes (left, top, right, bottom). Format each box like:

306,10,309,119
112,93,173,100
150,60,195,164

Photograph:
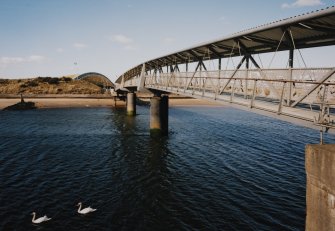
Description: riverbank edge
0,94,223,110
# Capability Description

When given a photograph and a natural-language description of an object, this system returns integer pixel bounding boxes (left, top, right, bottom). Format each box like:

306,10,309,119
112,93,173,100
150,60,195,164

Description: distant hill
0,77,105,95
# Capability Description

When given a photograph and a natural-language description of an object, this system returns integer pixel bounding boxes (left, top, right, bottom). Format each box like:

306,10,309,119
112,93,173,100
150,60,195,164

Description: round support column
126,92,136,116
150,95,169,136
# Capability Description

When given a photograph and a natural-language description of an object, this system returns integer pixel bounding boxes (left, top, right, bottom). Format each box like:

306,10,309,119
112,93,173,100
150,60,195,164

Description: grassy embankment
0,77,103,95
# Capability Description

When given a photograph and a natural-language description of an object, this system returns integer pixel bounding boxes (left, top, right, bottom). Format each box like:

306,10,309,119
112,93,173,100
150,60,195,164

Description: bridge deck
147,84,335,132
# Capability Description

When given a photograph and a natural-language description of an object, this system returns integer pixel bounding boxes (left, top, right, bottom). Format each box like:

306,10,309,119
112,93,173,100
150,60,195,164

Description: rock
3,101,37,110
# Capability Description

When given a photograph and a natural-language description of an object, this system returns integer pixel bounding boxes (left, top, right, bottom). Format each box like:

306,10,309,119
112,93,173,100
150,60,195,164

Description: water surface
0,105,334,230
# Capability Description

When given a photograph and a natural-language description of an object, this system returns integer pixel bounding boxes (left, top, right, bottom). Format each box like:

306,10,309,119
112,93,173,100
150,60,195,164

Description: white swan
77,202,97,214
31,212,51,224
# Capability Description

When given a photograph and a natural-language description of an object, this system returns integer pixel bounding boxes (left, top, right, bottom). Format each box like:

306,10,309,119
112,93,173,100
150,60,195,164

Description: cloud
110,34,136,50
0,57,25,65
162,37,176,43
112,34,133,45
219,16,225,21
28,55,45,62
0,55,45,65
218,16,230,25
281,0,323,8
124,45,136,50
73,43,87,49
56,48,64,53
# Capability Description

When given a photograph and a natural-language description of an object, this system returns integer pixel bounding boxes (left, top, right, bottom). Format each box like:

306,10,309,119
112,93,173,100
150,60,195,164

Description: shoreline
0,97,223,110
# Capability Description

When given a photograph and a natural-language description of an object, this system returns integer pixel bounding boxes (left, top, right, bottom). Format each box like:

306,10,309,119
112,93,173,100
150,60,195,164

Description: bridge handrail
142,76,335,85
122,67,335,85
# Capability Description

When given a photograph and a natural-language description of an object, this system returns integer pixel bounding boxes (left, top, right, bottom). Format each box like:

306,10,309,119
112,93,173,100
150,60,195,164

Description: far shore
0,96,223,110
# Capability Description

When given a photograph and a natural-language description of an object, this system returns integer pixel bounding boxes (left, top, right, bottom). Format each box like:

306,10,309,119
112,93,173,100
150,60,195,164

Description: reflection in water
0,106,334,230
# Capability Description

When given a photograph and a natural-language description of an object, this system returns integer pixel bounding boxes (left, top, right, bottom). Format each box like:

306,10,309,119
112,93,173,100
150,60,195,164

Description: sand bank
0,98,116,109
0,97,222,110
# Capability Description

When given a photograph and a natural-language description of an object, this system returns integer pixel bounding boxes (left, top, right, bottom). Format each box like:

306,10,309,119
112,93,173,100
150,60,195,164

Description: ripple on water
0,106,334,230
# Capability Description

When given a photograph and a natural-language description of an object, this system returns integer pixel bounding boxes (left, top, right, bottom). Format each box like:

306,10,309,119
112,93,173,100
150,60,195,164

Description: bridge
115,6,335,139
113,7,335,229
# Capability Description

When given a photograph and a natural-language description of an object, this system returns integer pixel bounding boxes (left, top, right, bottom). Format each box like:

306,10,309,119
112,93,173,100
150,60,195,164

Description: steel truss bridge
116,6,335,134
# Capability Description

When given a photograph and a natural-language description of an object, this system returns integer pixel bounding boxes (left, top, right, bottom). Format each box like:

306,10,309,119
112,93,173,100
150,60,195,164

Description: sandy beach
0,97,222,110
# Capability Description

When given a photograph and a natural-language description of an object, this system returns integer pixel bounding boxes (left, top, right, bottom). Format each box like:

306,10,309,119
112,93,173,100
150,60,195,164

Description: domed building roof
75,72,114,88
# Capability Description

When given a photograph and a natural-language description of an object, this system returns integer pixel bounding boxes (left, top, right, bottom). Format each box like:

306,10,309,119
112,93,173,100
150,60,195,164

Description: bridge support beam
150,95,169,136
305,144,335,230
126,92,136,116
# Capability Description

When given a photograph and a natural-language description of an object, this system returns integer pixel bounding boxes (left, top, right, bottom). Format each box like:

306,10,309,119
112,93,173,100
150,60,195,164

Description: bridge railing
124,76,140,87
122,67,335,130
142,68,335,105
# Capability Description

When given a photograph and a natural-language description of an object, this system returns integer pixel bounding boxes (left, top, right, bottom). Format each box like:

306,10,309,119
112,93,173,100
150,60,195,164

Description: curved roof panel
76,72,115,88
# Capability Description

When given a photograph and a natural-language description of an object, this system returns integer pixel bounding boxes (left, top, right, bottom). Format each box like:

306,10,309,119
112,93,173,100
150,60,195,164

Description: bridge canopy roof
116,6,335,83
75,72,115,88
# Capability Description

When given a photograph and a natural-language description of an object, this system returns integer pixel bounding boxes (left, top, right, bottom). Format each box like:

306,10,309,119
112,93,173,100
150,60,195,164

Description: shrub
48,78,59,84
26,81,39,87
0,79,9,84
36,77,60,84
61,77,72,82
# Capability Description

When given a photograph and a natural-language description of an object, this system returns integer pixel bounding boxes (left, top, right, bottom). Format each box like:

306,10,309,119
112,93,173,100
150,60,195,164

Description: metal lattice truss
116,6,335,84
115,6,335,131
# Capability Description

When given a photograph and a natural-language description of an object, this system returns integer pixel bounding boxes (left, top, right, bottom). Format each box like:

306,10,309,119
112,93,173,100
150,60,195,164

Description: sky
0,0,334,81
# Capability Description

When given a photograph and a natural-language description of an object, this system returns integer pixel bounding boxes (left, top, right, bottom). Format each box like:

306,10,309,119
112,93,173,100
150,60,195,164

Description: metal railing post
230,79,236,103
278,82,286,114
250,80,257,108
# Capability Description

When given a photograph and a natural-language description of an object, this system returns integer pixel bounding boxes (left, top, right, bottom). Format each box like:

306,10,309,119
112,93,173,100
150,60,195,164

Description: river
0,105,334,230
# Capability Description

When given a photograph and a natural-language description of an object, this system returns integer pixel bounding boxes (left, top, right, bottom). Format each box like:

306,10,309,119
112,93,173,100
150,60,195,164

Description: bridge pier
305,144,335,230
126,92,136,116
150,95,169,136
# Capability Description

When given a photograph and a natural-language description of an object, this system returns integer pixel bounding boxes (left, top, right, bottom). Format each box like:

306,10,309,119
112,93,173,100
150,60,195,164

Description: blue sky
0,0,334,81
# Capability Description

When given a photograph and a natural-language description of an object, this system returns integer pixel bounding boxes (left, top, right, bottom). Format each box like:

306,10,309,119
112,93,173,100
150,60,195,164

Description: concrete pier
126,92,136,116
305,144,335,231
150,95,168,136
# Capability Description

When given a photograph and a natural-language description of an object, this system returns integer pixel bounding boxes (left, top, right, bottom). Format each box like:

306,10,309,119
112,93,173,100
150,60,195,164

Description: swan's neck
32,213,36,222
78,204,82,212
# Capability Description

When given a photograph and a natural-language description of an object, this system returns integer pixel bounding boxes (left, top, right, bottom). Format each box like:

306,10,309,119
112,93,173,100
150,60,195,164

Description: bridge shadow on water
106,106,315,230
108,106,237,230
106,107,179,230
